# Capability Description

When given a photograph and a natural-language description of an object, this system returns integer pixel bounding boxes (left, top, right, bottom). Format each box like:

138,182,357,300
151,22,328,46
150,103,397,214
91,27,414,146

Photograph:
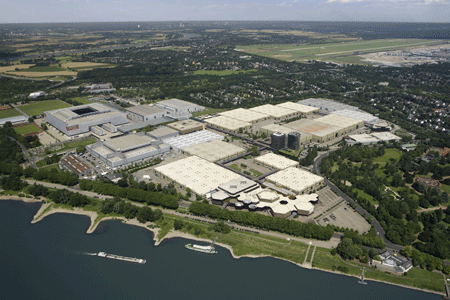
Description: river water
0,201,441,300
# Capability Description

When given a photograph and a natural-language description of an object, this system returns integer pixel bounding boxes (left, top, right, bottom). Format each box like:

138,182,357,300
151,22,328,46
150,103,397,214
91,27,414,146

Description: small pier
358,268,367,285
443,275,450,300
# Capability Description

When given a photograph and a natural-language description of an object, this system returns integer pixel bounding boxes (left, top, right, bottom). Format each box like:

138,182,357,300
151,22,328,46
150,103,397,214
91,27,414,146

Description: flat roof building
146,126,179,140
298,98,359,112
315,114,364,135
181,139,246,162
260,124,313,145
87,133,169,168
218,177,259,197
346,133,401,145
125,105,167,122
163,130,224,152
331,109,379,125
155,99,204,119
155,156,242,196
276,101,320,115
44,103,128,136
219,108,270,124
283,119,341,143
249,104,299,121
167,119,205,134
205,115,252,133
370,132,402,142
255,153,299,170
266,167,324,194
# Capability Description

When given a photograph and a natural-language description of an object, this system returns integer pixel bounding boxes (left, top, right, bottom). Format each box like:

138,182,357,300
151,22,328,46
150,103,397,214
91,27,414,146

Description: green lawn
20,65,66,72
40,164,60,172
372,149,403,163
250,169,263,177
353,188,378,205
0,108,22,119
46,137,97,154
192,108,226,117
70,96,92,104
14,124,41,135
193,69,257,76
441,184,450,194
19,100,71,116
230,164,242,172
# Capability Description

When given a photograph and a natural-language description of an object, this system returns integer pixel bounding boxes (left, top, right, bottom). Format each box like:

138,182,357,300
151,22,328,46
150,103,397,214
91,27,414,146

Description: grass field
14,124,42,135
193,69,257,76
19,100,71,116
0,108,22,119
237,39,441,64
372,149,403,163
46,138,98,154
61,62,113,69
70,96,92,104
9,71,77,78
192,108,226,117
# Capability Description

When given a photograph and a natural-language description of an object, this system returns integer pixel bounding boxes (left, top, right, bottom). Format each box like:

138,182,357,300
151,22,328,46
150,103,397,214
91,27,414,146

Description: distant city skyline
1,0,449,23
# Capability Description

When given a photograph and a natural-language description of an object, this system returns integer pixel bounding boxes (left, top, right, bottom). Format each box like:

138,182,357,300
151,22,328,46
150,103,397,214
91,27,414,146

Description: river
0,201,440,300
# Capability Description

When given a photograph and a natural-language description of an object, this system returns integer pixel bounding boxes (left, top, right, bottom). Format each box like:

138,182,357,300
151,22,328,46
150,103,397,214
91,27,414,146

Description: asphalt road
313,150,404,251
10,136,36,169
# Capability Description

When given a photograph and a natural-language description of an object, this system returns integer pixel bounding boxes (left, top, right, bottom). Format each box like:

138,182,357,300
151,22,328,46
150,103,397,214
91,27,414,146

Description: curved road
10,136,36,169
313,150,403,251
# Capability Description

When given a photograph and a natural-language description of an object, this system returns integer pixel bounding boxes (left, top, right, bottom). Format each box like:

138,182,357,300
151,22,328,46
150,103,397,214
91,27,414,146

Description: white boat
185,244,217,254
96,252,146,264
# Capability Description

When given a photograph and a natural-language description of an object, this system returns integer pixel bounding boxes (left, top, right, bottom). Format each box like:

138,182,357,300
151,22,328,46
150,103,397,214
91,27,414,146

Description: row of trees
188,201,334,240
79,180,178,209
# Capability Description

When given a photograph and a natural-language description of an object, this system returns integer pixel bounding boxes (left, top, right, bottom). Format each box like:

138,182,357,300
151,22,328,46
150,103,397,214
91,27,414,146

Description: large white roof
255,153,298,170
182,139,245,162
266,167,324,194
205,115,251,131
370,132,402,141
155,156,241,196
219,108,269,123
249,104,297,119
283,119,340,137
276,102,320,114
163,130,224,150
104,134,155,152
331,109,379,124
315,114,364,129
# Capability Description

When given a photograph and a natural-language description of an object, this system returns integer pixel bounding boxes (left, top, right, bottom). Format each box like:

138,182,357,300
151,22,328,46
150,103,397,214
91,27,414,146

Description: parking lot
317,202,371,234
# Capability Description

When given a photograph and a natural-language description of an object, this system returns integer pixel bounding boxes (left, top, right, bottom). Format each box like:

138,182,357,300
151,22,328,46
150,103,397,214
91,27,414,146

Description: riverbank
1,196,445,297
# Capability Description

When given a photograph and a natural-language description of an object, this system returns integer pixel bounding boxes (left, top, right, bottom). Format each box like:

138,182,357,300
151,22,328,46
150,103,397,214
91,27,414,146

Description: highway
313,150,403,251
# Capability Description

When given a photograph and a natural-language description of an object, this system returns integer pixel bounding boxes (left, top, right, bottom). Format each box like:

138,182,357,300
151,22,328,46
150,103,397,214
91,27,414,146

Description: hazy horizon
1,0,449,23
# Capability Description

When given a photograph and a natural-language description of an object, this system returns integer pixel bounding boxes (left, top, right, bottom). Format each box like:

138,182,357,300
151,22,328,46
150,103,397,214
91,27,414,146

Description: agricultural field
237,39,442,64
61,62,114,70
8,71,77,78
19,100,71,116
0,64,35,73
13,124,42,135
0,108,22,119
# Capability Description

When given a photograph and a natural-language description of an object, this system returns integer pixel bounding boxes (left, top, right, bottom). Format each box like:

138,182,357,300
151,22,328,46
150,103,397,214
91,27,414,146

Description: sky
0,0,449,23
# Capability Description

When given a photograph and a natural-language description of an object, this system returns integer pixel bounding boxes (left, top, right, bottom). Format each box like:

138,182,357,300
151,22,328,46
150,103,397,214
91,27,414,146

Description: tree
336,238,363,260
174,220,184,230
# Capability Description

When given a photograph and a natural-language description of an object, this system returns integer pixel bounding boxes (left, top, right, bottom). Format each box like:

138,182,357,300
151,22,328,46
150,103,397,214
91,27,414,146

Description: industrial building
271,132,286,150
283,119,341,143
205,115,252,133
87,133,169,168
255,153,298,170
29,91,46,99
163,130,224,152
331,109,379,125
249,104,299,121
155,99,204,119
315,114,364,135
181,139,246,162
218,177,259,197
260,124,312,145
275,101,319,116
84,83,116,93
146,126,179,140
103,123,117,133
60,154,92,177
219,108,270,124
167,119,205,134
90,125,106,136
345,133,401,145
125,105,167,121
155,155,242,196
44,103,129,137
266,167,324,194
298,98,358,112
